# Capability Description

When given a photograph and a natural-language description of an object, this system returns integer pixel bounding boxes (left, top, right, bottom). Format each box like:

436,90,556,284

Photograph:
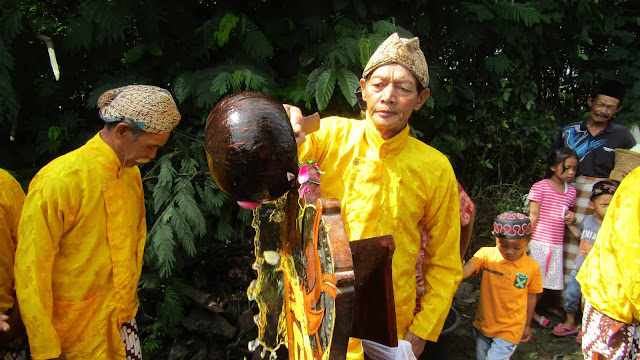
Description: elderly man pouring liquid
286,33,462,359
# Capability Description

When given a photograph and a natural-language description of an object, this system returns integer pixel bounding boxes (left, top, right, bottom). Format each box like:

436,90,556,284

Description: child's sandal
535,312,552,329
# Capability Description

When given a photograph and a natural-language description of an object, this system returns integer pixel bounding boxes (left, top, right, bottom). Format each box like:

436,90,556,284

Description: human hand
282,104,306,146
521,325,532,343
564,210,576,225
0,313,8,332
404,329,426,357
621,169,629,179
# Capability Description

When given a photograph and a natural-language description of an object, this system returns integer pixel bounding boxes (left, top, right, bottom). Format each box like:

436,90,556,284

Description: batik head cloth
363,33,429,88
493,211,532,239
98,85,181,134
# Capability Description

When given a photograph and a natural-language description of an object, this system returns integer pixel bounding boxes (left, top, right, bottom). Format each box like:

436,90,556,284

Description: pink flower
237,201,260,210
299,185,310,199
298,164,310,184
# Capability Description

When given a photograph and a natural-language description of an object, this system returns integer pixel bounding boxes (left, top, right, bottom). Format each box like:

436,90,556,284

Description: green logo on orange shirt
514,273,529,289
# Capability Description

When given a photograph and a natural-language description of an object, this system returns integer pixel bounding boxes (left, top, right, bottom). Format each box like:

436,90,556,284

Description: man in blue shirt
554,80,636,178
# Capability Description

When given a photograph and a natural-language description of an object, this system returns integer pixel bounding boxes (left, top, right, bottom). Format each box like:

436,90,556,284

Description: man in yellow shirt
14,85,181,360
0,169,27,359
287,33,462,359
576,166,640,360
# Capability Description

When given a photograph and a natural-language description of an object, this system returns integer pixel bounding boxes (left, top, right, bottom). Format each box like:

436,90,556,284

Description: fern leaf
193,69,219,109
210,71,233,97
216,212,234,242
0,7,22,43
172,209,196,257
174,72,193,104
214,13,239,47
336,68,359,107
0,40,14,70
315,68,336,111
485,54,514,75
180,156,198,174
372,20,396,36
496,2,542,27
153,159,176,213
80,1,128,44
65,17,94,52
237,208,252,222
359,37,371,69
462,3,495,22
160,284,184,326
241,26,274,62
150,222,176,278
175,184,206,237
139,272,160,289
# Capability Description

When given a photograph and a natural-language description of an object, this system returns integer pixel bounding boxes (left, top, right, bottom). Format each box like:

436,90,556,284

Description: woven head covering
98,85,181,134
363,33,429,88
492,211,532,239
590,180,617,200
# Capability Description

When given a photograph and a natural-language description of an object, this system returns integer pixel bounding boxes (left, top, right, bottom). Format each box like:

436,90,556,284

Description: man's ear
359,78,367,102
587,96,593,108
615,104,624,113
414,88,431,110
114,122,131,140
588,200,595,210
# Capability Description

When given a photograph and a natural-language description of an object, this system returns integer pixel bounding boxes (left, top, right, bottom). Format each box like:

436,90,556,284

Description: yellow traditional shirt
15,133,146,360
0,169,25,315
576,166,640,324
299,116,462,357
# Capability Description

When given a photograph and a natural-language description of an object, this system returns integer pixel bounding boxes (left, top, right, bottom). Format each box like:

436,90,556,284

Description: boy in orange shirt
463,212,543,360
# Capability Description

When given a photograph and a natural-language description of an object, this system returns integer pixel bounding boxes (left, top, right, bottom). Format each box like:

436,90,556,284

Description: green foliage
214,13,239,47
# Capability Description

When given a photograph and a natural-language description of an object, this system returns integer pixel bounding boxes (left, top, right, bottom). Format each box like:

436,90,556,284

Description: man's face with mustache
119,129,170,168
360,64,430,140
587,94,622,125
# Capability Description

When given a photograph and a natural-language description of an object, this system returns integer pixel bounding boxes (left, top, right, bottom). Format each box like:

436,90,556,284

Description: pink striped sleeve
528,180,544,203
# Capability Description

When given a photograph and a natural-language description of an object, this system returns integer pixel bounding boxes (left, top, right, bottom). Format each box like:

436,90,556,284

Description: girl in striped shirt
528,147,578,328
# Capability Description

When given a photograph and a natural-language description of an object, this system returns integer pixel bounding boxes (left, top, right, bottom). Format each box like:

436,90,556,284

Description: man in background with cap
554,79,635,179
287,33,462,358
552,80,636,311
14,85,181,360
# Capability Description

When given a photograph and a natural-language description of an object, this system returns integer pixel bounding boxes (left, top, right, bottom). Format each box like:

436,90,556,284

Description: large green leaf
336,68,359,107
315,68,336,111
123,44,146,64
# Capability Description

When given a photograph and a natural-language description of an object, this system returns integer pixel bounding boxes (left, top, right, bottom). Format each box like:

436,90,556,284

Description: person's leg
485,337,517,360
558,269,580,331
474,329,491,360
533,292,552,328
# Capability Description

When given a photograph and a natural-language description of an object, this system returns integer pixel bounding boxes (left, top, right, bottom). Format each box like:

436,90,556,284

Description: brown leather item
301,112,321,135
349,235,397,347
